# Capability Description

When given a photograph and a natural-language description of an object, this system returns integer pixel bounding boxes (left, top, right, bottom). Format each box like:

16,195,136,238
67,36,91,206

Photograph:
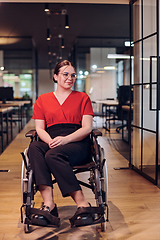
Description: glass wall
3,72,32,98
131,0,159,184
0,37,36,100
75,46,130,101
73,35,131,99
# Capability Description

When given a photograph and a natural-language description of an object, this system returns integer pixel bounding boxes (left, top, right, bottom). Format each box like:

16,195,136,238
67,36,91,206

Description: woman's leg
28,141,55,210
46,149,82,197
28,141,53,187
38,185,55,210
69,190,89,208
45,141,91,207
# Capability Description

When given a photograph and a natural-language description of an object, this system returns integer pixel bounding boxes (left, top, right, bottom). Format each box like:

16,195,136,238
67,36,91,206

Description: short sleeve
81,94,94,116
32,96,45,120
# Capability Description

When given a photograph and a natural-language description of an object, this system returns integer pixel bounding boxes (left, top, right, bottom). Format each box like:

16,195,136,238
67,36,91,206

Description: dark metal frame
150,56,159,111
129,0,159,185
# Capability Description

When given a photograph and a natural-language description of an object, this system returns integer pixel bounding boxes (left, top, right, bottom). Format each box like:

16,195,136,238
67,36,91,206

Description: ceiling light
0,37,20,45
65,15,69,29
104,66,115,70
140,57,157,61
61,38,65,48
91,65,97,69
79,75,84,79
124,41,134,47
79,70,83,75
0,66,4,71
44,3,50,12
107,54,130,59
97,71,105,73
48,45,51,55
84,71,89,76
47,28,51,41
3,75,20,82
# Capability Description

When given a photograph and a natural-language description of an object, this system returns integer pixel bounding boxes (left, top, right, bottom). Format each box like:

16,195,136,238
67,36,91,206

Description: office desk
0,107,13,152
95,100,119,131
0,101,30,132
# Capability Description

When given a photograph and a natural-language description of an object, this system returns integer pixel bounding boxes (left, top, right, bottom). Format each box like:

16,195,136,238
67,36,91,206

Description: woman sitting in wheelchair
28,60,95,227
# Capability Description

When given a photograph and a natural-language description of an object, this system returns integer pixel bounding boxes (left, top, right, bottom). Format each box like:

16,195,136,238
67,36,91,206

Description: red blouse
32,91,94,128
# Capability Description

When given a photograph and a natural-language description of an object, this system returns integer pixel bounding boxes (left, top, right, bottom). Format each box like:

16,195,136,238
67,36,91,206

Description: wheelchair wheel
21,148,29,204
100,148,108,205
99,147,108,232
23,169,34,233
26,169,34,208
94,167,107,232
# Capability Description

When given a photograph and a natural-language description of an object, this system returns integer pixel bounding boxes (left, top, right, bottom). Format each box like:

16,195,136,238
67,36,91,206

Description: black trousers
27,124,91,197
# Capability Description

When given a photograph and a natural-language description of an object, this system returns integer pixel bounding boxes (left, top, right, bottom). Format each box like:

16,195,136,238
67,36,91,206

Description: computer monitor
0,87,14,101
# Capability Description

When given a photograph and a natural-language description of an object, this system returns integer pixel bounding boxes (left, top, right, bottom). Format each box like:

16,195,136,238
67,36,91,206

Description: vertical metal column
155,0,159,185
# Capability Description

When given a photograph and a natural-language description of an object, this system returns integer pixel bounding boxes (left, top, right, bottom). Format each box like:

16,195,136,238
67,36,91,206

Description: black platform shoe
69,203,105,228
31,204,60,227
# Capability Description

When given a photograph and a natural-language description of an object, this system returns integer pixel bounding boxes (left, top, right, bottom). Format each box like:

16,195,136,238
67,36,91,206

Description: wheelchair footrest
69,205,105,228
25,207,60,227
25,216,59,227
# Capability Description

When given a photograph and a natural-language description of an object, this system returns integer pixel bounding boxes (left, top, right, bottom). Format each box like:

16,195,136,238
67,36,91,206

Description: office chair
91,101,105,127
116,86,133,133
105,98,117,124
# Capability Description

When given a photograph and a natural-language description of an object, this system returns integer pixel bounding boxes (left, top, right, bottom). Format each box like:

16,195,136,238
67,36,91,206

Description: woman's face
54,65,76,90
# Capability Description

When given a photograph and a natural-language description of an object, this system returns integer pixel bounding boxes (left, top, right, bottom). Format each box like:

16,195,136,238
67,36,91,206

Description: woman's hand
48,136,68,148
48,115,93,148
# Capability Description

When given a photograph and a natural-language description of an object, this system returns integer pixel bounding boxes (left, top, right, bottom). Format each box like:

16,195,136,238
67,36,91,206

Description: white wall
38,69,55,97
89,48,117,101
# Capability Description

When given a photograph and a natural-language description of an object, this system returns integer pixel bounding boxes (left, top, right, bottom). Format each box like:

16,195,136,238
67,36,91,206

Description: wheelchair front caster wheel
24,223,30,233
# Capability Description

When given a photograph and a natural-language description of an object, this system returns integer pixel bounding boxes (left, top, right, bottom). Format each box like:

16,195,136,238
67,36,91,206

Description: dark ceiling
0,2,130,70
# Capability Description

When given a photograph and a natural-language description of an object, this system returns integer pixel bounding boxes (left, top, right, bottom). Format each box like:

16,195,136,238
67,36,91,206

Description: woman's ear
54,74,58,82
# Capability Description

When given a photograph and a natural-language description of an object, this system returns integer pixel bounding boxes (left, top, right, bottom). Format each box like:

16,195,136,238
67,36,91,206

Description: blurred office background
1,0,160,187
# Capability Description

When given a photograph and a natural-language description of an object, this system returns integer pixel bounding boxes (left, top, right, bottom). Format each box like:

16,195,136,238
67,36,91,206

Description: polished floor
0,118,160,239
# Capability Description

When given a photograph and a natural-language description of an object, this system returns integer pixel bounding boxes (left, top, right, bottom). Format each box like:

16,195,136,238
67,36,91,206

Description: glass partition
0,37,36,99
131,0,159,185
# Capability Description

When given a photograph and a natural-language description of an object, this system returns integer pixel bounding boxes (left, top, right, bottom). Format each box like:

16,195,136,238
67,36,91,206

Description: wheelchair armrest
25,128,102,140
91,129,102,138
25,129,37,138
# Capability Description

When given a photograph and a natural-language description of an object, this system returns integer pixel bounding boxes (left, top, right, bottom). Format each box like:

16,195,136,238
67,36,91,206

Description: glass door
130,0,159,185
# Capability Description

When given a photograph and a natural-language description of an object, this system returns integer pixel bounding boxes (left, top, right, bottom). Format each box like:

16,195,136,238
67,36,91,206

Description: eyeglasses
59,72,77,80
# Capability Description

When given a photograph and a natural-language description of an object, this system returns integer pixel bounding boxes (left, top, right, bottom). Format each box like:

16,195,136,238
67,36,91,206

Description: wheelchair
20,129,109,233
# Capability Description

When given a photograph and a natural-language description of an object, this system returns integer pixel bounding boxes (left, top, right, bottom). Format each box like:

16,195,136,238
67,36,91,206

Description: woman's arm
49,115,93,148
35,119,52,144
